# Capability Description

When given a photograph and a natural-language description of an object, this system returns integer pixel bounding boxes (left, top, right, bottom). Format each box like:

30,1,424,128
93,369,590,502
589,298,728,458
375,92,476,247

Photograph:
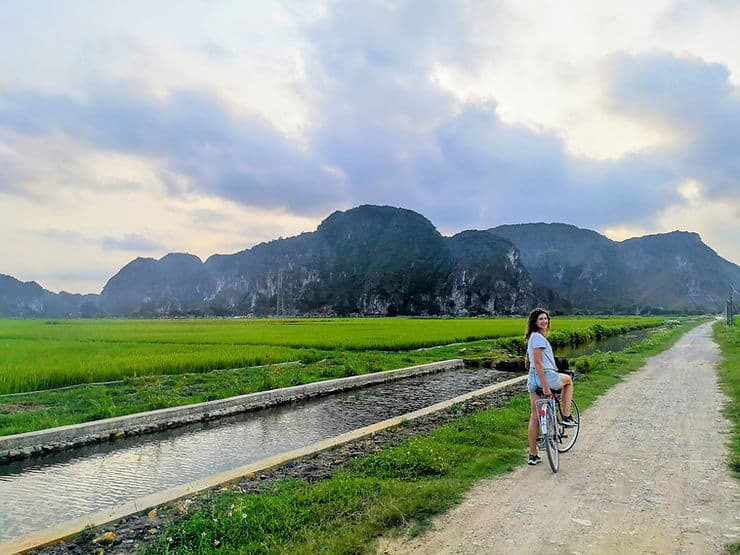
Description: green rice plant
0,316,666,395
0,316,663,350
0,340,323,395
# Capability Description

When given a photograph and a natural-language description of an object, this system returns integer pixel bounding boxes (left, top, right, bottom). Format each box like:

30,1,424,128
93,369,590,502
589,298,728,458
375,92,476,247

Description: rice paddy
0,316,664,395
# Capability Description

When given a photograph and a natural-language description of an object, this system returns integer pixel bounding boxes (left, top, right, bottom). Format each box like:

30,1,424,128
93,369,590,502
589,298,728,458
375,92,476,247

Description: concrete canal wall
0,359,464,463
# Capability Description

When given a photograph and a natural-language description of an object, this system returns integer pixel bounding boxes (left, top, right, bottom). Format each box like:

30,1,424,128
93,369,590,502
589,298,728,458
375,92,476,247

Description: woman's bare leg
528,392,540,455
560,375,574,417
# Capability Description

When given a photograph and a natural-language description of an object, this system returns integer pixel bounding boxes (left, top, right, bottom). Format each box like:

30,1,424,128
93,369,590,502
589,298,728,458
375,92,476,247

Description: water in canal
0,328,655,543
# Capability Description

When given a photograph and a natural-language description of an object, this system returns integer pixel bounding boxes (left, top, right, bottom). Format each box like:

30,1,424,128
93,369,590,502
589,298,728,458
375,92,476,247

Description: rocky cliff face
97,205,537,317
619,231,737,312
0,274,98,318
444,230,537,315
2,206,737,317
488,224,740,314
489,223,629,310
100,253,213,316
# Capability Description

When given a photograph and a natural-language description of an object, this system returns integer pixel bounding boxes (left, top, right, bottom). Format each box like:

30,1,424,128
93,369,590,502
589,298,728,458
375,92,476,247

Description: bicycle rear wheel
557,399,580,453
544,405,559,472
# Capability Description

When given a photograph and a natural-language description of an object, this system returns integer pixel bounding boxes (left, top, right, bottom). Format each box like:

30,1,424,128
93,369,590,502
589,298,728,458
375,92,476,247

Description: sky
1,0,739,295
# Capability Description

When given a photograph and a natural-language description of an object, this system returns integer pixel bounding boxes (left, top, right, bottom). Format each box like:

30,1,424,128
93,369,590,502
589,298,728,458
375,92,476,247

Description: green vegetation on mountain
2,206,738,317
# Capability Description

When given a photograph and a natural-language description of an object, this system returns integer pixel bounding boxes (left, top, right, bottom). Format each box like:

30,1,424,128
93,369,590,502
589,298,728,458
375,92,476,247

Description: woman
525,308,576,465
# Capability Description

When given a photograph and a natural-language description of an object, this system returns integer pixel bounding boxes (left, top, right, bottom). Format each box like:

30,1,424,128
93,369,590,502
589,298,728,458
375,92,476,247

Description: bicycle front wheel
544,405,559,473
557,399,580,453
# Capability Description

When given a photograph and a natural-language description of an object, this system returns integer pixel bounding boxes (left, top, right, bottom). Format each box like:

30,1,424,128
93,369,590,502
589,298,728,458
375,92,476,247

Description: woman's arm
533,347,551,395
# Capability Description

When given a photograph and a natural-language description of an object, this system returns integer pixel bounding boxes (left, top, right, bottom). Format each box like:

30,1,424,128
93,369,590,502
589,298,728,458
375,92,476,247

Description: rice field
0,316,664,395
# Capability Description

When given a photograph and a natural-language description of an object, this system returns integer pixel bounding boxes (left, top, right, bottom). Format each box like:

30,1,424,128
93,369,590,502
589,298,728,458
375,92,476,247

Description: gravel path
379,321,739,554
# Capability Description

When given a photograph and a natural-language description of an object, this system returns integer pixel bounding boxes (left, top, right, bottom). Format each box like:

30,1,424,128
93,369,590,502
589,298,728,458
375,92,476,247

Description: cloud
0,137,32,193
102,233,166,252
1,0,739,285
603,51,740,201
202,40,230,61
0,85,345,215
297,3,689,233
41,228,90,244
0,22,727,247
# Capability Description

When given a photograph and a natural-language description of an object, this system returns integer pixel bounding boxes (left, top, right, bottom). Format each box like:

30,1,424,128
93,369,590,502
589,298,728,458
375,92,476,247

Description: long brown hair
525,308,551,340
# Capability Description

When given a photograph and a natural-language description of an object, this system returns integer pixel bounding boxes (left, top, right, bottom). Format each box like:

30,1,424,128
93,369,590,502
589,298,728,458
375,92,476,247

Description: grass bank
712,319,739,555
138,319,702,554
713,319,739,476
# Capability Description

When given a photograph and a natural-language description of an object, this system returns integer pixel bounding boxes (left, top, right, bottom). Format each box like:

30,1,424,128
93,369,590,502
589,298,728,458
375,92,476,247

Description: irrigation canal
0,329,652,544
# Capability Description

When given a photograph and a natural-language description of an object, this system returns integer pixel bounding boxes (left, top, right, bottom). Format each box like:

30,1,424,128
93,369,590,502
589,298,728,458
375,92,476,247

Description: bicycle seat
534,386,562,396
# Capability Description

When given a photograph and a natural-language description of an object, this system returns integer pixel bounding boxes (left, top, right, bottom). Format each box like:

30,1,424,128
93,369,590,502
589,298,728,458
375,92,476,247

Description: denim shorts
527,368,564,393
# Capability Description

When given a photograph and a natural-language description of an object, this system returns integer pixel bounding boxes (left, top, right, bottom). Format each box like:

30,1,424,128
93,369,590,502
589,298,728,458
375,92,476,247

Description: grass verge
140,319,701,554
712,319,739,555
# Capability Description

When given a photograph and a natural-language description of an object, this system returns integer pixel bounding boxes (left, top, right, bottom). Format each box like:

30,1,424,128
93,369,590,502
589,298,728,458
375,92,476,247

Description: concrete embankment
0,359,463,463
1,370,528,555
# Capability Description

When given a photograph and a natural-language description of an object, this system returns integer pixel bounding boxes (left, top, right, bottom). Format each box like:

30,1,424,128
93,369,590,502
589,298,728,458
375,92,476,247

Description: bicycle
535,372,580,472
535,395,560,472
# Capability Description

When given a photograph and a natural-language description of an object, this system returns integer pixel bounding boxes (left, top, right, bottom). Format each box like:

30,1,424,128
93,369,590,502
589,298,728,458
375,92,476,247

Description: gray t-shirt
527,332,557,371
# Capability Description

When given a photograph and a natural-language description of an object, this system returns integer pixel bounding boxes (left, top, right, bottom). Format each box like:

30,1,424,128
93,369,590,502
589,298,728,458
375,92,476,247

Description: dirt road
379,321,738,554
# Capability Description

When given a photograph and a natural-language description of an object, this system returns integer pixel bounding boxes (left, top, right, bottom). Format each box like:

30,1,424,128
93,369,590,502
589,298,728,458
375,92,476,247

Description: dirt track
379,321,739,554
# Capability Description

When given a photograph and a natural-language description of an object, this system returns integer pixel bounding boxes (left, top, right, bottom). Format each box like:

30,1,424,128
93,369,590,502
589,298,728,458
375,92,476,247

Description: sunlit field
0,317,663,395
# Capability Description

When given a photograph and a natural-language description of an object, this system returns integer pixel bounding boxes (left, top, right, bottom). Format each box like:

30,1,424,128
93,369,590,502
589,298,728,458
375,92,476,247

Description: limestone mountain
619,231,738,313
444,230,542,315
488,223,739,314
1,206,737,317
97,205,537,317
0,274,98,318
101,253,213,316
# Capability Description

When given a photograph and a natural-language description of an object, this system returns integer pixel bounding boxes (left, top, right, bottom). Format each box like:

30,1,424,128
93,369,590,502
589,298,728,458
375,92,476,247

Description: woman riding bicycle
525,308,576,465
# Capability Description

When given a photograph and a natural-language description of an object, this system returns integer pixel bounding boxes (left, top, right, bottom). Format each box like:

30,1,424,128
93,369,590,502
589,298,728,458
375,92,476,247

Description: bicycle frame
535,370,580,455
536,396,559,472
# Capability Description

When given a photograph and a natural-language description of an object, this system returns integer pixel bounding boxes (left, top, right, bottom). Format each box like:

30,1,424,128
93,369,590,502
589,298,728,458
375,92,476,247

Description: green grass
141,319,701,554
0,317,668,435
712,318,740,555
713,319,739,476
0,317,661,350
0,316,663,394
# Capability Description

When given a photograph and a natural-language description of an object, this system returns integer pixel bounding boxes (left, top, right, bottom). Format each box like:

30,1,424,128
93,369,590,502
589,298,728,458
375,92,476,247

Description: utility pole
729,284,737,326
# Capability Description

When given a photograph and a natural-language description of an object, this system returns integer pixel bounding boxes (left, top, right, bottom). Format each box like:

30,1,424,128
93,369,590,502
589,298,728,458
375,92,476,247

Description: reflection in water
557,329,652,359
